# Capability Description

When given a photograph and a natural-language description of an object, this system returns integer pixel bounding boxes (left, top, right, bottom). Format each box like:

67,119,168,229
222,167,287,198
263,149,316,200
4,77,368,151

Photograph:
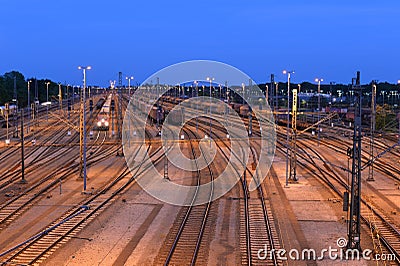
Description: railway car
95,94,112,131
0,104,17,117
200,102,225,115
213,103,225,114
232,103,242,114
166,107,184,126
239,105,251,117
149,106,164,123
96,97,105,110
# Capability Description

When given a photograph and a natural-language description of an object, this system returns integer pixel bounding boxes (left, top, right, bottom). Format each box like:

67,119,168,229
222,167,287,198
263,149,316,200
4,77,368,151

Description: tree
0,71,26,107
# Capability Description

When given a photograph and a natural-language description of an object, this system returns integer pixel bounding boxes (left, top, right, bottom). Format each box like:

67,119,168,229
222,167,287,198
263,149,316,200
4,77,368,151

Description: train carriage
95,94,112,131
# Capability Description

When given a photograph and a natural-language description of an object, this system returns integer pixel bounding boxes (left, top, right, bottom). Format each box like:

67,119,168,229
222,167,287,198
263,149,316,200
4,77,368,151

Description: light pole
126,76,134,95
27,80,32,132
78,65,91,193
315,78,323,146
207,77,214,139
283,70,294,187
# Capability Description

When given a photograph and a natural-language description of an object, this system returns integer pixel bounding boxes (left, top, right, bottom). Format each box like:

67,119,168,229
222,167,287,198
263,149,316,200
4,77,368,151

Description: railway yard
0,89,399,266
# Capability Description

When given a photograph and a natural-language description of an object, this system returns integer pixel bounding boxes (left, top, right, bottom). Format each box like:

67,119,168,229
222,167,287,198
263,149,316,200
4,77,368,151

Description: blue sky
1,0,399,86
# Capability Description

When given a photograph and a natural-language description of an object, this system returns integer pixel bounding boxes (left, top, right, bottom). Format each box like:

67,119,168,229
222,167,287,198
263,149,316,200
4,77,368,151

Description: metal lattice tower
13,76,19,137
367,83,376,181
164,146,169,180
118,71,122,88
58,83,63,115
118,73,123,141
248,79,253,136
289,87,298,181
79,88,84,178
270,74,275,111
347,71,363,251
34,79,39,127
156,77,160,128
34,78,38,103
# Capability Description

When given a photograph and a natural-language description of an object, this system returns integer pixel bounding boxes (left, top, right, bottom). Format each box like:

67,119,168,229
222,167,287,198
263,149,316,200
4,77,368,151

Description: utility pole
347,71,363,251
367,82,376,181
283,70,294,186
78,66,91,193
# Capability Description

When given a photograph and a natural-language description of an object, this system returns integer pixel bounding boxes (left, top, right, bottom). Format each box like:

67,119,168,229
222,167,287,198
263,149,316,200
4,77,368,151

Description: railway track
0,134,117,231
0,103,104,189
182,103,399,264
281,137,400,264
184,117,282,265
0,135,164,265
154,127,215,266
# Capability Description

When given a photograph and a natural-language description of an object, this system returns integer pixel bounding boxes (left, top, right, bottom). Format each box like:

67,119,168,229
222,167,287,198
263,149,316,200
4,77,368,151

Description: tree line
1,70,399,108
0,71,60,107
